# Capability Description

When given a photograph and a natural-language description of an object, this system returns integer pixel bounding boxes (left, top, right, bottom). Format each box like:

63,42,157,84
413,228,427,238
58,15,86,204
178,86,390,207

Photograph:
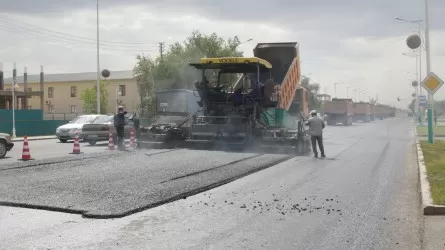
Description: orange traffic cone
19,135,34,161
70,130,83,154
130,129,136,148
108,131,115,150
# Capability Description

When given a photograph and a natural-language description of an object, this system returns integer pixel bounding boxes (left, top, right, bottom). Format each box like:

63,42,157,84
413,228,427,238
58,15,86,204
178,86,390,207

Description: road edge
415,127,445,215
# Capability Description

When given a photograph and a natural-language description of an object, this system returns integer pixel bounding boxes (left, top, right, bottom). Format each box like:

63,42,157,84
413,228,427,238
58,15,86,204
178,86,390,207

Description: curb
415,127,445,215
12,136,57,142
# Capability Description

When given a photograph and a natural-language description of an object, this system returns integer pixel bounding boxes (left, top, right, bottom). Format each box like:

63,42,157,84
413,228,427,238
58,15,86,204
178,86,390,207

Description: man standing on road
114,106,127,150
306,110,326,158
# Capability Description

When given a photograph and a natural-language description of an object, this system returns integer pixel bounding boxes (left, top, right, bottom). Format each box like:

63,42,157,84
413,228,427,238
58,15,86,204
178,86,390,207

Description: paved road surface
0,117,434,249
1,139,113,164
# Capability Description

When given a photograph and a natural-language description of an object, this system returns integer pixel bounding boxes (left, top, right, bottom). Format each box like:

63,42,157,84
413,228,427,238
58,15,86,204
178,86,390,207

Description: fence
43,113,84,121
0,110,69,136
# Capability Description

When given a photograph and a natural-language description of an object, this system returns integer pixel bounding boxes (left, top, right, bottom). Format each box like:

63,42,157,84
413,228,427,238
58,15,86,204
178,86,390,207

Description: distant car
0,133,14,159
82,114,136,145
56,114,101,143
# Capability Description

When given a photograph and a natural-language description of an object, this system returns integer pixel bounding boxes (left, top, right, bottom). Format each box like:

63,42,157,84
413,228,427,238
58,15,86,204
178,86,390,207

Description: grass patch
420,140,445,205
417,125,445,136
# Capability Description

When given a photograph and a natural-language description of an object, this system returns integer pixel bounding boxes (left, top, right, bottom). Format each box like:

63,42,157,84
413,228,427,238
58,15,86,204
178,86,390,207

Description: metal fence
43,113,84,121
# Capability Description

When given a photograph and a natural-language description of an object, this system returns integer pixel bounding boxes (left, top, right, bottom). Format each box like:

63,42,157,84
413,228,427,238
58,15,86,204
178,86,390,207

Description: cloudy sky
1,0,445,107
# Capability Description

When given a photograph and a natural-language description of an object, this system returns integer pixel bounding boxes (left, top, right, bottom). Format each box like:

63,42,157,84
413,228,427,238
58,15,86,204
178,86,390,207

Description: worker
306,110,326,158
249,75,264,99
114,106,127,150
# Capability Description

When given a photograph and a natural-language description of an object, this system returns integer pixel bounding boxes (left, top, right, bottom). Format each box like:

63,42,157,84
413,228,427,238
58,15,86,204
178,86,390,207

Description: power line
0,22,158,52
0,24,156,52
0,20,158,50
159,42,165,60
0,15,158,46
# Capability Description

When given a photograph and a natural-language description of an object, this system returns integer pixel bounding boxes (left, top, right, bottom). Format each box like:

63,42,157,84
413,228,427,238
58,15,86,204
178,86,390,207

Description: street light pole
424,0,434,143
403,53,422,125
96,0,101,114
334,82,343,97
394,16,425,125
12,62,17,138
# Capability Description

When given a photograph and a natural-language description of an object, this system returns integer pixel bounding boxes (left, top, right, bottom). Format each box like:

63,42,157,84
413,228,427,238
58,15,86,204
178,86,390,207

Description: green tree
80,81,109,114
301,76,321,110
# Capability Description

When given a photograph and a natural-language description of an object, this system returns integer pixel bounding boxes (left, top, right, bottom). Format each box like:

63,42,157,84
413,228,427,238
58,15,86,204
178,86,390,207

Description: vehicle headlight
56,127,61,133
6,135,12,142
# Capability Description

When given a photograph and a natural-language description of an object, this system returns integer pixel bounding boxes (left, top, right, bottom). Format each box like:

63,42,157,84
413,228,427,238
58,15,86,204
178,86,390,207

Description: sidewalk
12,135,56,142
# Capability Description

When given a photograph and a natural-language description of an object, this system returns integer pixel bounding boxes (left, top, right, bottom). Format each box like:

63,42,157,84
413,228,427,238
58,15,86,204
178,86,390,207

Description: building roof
3,70,134,84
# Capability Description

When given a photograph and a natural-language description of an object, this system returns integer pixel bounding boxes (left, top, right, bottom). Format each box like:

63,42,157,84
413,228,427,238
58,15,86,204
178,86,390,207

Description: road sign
418,95,426,101
421,72,444,95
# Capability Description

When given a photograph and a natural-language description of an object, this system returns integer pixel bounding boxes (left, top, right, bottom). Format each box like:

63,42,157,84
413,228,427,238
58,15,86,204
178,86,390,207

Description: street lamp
395,16,427,128
333,82,343,97
345,86,350,99
424,0,434,143
236,38,253,48
394,17,424,99
12,63,19,138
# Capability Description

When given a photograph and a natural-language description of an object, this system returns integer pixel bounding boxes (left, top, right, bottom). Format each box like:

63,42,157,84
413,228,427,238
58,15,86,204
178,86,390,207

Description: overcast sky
1,0,445,107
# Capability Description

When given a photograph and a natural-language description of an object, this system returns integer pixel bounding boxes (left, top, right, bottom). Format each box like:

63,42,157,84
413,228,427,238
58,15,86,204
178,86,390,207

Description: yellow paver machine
138,42,311,155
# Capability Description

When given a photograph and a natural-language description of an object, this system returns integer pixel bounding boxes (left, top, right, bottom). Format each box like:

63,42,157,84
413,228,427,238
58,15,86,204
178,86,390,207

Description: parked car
56,114,100,143
0,132,14,159
82,114,136,145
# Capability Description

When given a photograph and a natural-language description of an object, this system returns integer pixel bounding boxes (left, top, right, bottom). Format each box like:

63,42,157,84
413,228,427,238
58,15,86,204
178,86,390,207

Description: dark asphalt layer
0,117,427,249
0,148,291,218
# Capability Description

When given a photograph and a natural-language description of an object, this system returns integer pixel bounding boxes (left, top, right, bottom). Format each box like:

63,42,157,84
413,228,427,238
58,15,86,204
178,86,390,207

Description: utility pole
159,42,165,61
424,0,434,143
96,0,101,114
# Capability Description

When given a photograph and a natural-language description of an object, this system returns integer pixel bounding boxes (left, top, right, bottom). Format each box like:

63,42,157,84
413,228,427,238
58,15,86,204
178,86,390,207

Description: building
4,70,139,120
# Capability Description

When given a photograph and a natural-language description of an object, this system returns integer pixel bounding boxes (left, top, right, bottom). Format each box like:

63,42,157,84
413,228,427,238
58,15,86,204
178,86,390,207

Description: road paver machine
139,42,311,155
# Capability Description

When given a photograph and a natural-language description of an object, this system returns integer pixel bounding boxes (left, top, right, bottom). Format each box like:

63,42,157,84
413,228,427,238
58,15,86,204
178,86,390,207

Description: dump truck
370,103,376,121
325,98,354,126
375,104,394,119
352,102,372,122
139,42,312,155
389,106,396,117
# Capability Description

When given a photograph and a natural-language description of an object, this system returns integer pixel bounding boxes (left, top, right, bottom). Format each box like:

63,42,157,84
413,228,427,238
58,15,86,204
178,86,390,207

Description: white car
56,115,101,143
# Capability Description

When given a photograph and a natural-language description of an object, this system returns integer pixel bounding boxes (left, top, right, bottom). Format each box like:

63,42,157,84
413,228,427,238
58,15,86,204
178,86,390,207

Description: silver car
56,115,100,143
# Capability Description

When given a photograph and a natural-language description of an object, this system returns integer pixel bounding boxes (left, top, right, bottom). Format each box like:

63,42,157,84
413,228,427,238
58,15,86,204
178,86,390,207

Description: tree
133,30,243,117
301,76,321,110
133,55,157,118
80,81,109,114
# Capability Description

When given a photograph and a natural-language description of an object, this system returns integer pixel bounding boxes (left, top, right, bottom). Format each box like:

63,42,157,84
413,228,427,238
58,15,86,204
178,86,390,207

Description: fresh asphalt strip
0,149,293,219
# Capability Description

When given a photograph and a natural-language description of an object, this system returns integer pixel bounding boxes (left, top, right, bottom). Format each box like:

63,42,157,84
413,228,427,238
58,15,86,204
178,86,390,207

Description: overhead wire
0,15,160,52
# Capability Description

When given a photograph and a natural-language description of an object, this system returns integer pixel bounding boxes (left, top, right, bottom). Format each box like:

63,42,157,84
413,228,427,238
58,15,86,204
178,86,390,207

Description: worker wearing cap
306,110,326,158
114,106,127,150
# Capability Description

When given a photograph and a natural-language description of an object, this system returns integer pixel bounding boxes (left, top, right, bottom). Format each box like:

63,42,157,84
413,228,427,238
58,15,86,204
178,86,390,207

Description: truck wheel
0,140,6,159
59,139,68,143
88,140,97,146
